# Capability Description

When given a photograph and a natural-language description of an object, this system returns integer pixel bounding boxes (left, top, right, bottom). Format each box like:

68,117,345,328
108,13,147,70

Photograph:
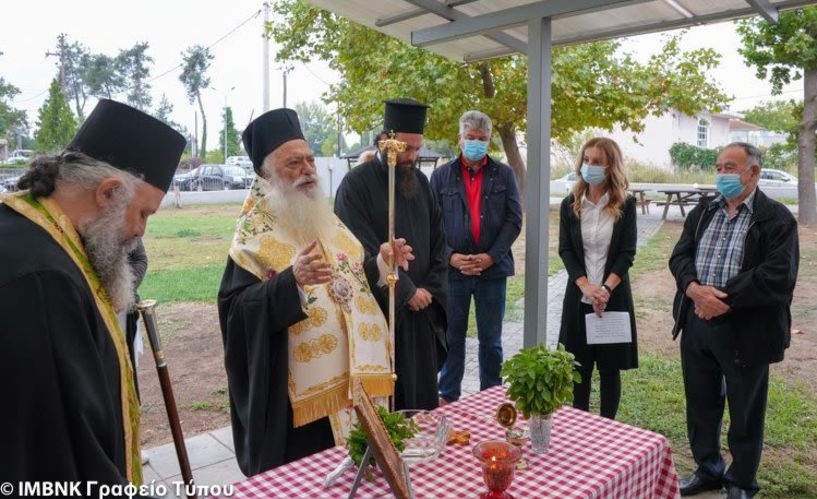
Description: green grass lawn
590,354,817,498
140,204,239,302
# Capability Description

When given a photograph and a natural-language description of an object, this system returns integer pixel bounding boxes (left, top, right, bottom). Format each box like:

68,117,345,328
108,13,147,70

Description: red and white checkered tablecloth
221,386,680,498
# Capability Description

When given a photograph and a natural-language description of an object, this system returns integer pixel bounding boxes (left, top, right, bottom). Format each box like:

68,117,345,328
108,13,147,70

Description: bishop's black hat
242,108,305,174
66,99,185,193
383,98,429,134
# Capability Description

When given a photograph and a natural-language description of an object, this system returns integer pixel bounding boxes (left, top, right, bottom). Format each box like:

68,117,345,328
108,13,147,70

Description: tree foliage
741,99,804,170
268,1,727,191
738,8,817,224
0,78,28,144
34,79,77,153
117,42,154,110
47,34,90,121
179,45,213,158
83,54,125,99
47,35,155,114
742,99,800,133
154,94,193,155
293,100,335,154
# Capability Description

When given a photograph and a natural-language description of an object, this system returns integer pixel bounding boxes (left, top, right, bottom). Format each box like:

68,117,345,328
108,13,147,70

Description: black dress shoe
726,486,752,499
679,473,723,496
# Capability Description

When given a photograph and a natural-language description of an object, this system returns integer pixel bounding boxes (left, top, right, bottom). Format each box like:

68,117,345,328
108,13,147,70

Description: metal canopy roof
306,0,814,62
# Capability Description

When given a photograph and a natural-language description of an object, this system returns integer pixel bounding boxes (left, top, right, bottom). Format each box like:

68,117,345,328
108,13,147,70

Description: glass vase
528,413,552,454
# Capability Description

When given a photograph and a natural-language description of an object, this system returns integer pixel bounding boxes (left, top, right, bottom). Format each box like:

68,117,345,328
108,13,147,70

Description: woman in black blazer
558,137,638,420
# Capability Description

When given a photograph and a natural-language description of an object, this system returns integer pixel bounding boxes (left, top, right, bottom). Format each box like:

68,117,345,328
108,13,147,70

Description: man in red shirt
430,110,523,404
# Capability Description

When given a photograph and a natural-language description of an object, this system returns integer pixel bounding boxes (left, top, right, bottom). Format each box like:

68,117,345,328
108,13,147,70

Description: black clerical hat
383,98,429,134
242,108,305,174
66,99,185,193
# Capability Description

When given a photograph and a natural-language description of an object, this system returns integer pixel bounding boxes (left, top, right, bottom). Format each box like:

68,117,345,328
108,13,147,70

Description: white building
607,109,739,169
728,118,787,149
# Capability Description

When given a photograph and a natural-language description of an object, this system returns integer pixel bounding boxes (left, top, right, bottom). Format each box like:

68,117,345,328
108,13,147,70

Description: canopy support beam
523,16,552,349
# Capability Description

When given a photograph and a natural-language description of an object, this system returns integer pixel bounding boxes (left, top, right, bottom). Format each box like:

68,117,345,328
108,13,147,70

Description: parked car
226,155,254,173
221,165,252,189
173,167,201,191
1,175,21,192
4,149,32,165
554,171,577,193
177,164,250,191
759,168,797,187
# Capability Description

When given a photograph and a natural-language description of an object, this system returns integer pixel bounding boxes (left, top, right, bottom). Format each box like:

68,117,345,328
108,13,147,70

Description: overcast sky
1,0,805,149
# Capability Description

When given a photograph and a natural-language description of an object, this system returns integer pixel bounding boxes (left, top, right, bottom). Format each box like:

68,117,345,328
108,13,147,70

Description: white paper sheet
585,311,632,345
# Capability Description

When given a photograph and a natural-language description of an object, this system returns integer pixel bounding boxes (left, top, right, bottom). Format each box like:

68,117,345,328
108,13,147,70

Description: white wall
729,130,787,149
314,156,436,199
607,111,734,169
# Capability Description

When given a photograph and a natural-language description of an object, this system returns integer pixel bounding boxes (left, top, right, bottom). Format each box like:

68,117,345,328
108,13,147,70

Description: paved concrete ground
144,205,716,494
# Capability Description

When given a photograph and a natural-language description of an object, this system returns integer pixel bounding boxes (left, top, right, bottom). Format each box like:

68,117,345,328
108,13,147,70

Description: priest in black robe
0,100,185,485
218,108,412,476
335,98,448,411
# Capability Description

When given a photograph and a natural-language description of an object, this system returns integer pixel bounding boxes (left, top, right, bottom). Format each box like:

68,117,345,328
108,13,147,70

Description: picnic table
629,188,651,215
220,386,680,498
656,187,718,221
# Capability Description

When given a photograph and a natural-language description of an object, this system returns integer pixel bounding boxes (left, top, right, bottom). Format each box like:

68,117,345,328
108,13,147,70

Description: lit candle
473,440,521,498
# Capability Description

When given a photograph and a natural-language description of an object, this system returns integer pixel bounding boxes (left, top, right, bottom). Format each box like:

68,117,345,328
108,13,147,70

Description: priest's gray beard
264,170,336,246
78,197,137,313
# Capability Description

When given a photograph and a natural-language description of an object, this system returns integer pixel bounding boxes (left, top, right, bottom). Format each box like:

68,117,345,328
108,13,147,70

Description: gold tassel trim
292,385,351,428
357,375,395,399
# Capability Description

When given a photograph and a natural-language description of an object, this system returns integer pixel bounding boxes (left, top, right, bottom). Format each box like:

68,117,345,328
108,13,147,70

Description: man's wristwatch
602,283,613,295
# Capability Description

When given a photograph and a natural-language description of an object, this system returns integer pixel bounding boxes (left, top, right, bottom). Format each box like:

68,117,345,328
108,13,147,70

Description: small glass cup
472,440,522,499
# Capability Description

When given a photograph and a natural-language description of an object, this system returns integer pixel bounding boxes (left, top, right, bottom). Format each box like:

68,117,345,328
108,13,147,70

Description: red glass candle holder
472,440,522,499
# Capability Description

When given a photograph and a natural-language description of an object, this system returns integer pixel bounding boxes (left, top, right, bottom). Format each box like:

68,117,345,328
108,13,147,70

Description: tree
293,100,335,154
742,99,800,133
738,8,817,224
0,78,28,144
219,106,241,159
179,45,213,158
118,42,154,111
84,53,125,99
34,79,77,153
741,99,803,170
320,132,347,157
153,94,193,155
47,34,90,121
268,1,727,192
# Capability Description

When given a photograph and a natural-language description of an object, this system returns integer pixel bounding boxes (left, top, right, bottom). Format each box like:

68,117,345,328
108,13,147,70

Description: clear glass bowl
396,410,450,465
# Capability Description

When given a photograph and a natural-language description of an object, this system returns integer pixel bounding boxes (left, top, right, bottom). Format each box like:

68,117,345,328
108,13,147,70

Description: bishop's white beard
78,198,137,313
264,171,336,245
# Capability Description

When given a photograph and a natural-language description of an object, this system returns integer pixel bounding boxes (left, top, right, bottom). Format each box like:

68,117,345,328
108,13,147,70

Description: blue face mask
580,164,606,186
462,140,488,161
716,173,745,198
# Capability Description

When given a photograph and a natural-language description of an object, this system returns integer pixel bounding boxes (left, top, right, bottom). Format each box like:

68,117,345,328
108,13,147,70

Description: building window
697,118,710,148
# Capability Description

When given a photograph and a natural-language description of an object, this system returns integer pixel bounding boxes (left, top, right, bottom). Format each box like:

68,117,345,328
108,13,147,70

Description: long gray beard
264,175,336,246
78,203,137,313
397,164,417,199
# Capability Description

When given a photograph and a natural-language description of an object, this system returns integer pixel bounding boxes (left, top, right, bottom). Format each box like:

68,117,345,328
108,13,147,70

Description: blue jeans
438,276,507,401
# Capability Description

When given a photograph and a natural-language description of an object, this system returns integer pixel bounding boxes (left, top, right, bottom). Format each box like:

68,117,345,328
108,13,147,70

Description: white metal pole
524,17,552,348
262,2,270,112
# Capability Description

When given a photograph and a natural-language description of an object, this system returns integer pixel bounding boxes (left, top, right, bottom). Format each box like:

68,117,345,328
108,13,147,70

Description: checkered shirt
695,191,755,288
